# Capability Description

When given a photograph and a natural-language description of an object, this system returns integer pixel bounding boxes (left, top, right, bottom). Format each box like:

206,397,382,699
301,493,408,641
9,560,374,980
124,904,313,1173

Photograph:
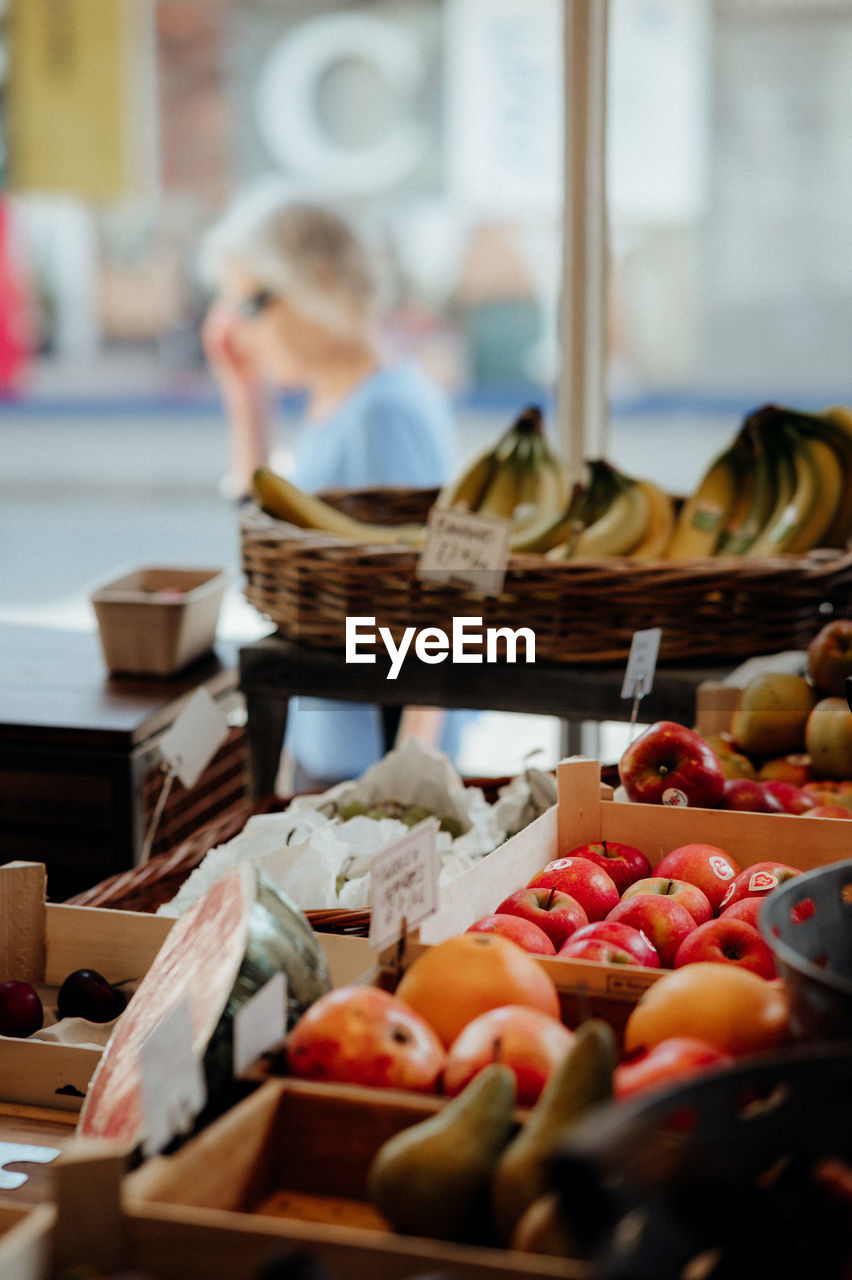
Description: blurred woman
199,189,456,788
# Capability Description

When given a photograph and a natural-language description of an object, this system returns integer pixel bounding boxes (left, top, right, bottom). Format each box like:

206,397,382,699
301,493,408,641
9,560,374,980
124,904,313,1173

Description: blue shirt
284,361,456,785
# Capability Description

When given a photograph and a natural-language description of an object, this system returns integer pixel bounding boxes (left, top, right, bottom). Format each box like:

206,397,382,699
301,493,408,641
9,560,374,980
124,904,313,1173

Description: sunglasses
233,288,277,319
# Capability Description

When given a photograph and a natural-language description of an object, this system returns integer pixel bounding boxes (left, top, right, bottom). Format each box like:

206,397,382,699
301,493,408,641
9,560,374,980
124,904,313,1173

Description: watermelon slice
77,863,330,1147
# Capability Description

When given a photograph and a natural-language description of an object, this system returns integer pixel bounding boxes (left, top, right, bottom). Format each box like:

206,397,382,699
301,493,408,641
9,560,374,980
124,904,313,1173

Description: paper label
369,818,440,949
621,627,662,700
416,508,512,597
158,686,229,789
662,787,689,807
140,997,206,1157
749,870,778,893
232,973,288,1076
709,855,736,881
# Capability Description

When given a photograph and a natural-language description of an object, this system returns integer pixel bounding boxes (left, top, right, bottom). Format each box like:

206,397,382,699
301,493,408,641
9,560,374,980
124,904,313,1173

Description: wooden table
0,624,244,899
238,634,734,799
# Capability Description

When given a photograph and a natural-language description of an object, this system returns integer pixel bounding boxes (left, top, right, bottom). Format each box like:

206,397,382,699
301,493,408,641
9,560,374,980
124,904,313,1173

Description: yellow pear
730,673,816,758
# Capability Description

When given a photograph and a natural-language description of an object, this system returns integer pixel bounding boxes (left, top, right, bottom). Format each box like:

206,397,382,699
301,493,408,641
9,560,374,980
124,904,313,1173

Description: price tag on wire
621,627,662,739
141,687,229,863
416,508,512,597
369,818,440,950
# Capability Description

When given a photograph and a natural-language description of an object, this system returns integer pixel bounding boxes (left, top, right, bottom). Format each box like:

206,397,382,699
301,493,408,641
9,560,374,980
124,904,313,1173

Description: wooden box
0,861,374,1115
0,862,174,1112
127,1077,587,1279
388,756,852,1035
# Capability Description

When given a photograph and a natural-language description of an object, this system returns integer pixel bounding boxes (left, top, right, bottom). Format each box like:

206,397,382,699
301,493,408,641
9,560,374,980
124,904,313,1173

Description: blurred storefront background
2,0,852,773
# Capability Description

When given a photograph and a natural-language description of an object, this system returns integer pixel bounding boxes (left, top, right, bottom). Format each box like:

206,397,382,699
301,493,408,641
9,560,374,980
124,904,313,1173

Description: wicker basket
240,488,852,665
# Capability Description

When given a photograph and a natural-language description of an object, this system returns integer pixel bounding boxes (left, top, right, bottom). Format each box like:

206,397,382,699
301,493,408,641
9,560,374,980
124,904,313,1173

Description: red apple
443,1005,573,1106
673,918,776,979
620,876,713,926
606,894,696,968
718,861,801,912
721,777,785,814
803,804,852,819
807,618,852,697
557,921,660,968
654,843,742,913
285,986,445,1091
0,981,44,1038
757,753,814,786
759,779,816,815
561,840,652,895
557,936,648,967
615,1036,732,1100
526,857,619,921
495,887,588,950
720,895,764,929
618,721,726,809
466,913,556,955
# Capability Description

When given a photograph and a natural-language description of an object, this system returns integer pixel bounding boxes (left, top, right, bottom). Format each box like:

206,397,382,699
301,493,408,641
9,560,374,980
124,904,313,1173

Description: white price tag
232,973,288,1076
416,508,512,597
158,686,228,789
139,998,206,1157
621,627,662,700
369,819,440,950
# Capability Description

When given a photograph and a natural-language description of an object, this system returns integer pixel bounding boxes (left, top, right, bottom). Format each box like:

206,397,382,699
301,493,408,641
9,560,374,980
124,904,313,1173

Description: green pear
367,1062,517,1243
730,673,815,757
491,1018,616,1246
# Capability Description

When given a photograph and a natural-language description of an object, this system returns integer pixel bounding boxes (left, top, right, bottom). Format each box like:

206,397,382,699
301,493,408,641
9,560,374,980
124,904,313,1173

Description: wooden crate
0,862,375,1115
0,862,174,1112
126,1077,587,1280
383,756,852,1036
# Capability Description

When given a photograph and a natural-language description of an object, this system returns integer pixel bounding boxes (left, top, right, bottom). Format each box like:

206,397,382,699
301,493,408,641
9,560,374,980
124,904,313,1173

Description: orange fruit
395,933,561,1047
624,962,790,1059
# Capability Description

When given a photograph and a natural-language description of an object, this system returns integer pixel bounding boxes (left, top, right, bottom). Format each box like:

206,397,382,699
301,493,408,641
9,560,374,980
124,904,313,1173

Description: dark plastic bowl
760,856,852,1040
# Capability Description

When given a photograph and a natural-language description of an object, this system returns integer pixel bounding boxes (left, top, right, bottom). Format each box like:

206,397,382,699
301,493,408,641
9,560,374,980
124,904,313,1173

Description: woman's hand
201,298,258,390
202,299,271,492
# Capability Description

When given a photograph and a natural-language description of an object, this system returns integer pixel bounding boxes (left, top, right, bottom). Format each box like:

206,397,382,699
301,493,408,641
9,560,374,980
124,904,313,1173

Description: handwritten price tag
369,819,440,950
139,997,206,1157
417,509,512,597
621,627,662,700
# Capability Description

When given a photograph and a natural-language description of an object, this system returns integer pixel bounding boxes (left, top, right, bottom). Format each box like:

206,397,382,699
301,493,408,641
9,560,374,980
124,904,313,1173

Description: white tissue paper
157,739,550,919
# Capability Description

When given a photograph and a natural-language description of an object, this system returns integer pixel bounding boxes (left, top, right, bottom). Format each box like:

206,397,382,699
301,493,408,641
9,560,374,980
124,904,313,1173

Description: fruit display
0,967,132,1041
664,401,852,557
618,635,852,814
249,399,852,565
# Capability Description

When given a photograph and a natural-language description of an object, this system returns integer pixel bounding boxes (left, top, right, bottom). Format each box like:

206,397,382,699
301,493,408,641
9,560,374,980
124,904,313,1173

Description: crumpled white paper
157,739,514,919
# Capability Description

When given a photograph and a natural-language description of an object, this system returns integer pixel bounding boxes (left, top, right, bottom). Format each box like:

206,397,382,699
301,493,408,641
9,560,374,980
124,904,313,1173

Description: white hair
198,186,379,341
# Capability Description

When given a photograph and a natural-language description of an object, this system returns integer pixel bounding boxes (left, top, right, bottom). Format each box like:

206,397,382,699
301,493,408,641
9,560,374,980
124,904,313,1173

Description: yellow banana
663,436,747,558
511,482,586,554
435,446,498,511
628,479,676,560
251,467,425,545
783,432,843,553
716,418,776,555
565,463,651,559
476,436,525,519
810,407,852,548
745,426,806,556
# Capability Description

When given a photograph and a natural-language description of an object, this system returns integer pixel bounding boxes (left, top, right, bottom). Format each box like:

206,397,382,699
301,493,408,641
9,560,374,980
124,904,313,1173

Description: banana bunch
663,402,852,558
544,459,675,560
437,406,574,553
